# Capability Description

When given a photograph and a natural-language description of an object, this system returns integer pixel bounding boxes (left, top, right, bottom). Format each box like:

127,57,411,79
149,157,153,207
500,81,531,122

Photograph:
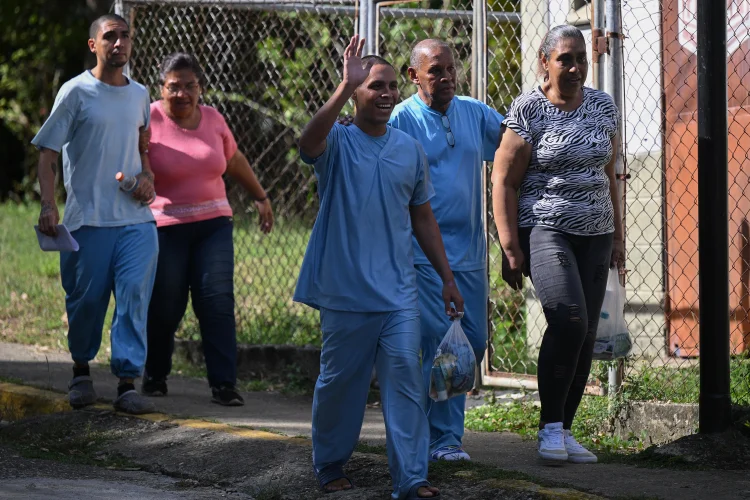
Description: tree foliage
0,0,110,199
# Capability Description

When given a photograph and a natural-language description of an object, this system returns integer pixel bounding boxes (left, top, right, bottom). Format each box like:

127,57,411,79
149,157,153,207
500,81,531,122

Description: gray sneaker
68,376,97,409
113,389,156,415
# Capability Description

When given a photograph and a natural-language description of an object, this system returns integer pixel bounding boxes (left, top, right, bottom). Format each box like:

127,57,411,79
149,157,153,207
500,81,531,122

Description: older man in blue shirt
389,39,504,461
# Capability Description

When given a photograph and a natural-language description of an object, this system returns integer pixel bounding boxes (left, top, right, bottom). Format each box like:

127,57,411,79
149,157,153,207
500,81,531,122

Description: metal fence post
590,0,606,90
473,0,487,391
605,0,625,399
359,0,378,55
113,0,131,77
471,0,487,102
696,0,732,434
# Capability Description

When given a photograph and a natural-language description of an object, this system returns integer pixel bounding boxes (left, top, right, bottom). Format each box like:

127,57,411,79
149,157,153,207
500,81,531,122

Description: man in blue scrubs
389,39,504,461
295,35,462,499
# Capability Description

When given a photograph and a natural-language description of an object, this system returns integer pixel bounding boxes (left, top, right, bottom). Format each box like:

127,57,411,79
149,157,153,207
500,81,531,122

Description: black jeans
520,225,613,428
145,217,236,388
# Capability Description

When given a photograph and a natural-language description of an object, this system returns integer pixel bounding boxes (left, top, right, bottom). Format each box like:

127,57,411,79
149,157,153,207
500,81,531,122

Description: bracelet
255,195,268,202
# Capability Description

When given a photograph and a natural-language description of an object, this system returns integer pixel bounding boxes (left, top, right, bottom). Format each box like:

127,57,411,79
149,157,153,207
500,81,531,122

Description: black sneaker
142,377,168,397
211,385,245,406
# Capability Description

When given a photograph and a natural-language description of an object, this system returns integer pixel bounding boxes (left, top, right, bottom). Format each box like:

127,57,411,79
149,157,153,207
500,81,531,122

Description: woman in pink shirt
142,53,273,406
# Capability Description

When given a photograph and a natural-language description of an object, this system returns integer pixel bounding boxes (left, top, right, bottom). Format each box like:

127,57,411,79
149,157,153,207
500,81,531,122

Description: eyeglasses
441,115,455,147
164,82,200,95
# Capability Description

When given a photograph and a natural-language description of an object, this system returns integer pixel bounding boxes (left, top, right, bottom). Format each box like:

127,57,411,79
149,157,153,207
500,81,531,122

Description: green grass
621,357,750,406
0,201,320,353
465,394,648,457
0,202,82,353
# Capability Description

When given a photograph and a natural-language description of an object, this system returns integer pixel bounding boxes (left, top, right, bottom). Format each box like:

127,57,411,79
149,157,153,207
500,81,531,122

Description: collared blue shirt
389,94,504,271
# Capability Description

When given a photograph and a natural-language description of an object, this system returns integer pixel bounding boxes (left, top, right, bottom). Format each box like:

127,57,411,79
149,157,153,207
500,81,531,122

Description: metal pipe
696,0,732,434
120,0,519,24
122,0,361,4
114,0,131,77
380,8,518,23
591,0,606,90
365,0,377,55
471,0,487,101
472,0,487,390
605,0,625,398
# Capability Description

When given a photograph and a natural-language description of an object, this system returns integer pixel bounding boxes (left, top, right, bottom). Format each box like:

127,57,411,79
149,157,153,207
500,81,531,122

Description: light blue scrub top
31,70,154,232
389,95,504,271
294,123,435,312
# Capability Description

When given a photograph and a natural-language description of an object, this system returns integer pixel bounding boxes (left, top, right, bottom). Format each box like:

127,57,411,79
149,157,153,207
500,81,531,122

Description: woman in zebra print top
491,25,625,465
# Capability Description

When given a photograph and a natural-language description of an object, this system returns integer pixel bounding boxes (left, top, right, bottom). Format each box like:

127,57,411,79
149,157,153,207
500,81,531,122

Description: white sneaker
564,430,598,464
537,422,568,462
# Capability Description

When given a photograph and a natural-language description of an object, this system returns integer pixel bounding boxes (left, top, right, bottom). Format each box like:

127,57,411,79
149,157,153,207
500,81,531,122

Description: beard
106,53,129,68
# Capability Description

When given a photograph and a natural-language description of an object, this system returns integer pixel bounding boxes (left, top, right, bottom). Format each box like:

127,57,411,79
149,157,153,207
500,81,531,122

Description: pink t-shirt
148,101,238,227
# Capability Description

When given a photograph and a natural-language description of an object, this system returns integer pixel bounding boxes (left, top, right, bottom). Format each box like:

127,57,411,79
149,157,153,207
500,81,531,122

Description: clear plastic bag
429,318,477,402
593,268,632,360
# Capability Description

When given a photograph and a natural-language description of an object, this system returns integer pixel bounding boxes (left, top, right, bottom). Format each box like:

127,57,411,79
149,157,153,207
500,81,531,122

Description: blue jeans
145,217,236,388
60,223,159,379
416,265,488,453
312,308,429,500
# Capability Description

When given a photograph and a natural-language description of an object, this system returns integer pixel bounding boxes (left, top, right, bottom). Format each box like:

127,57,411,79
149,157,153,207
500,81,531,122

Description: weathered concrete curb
0,382,71,420
174,339,321,382
615,401,698,444
0,381,309,446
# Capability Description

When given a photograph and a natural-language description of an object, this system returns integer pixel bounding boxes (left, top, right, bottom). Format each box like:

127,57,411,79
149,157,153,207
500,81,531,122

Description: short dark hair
361,55,394,71
158,52,207,87
89,14,129,39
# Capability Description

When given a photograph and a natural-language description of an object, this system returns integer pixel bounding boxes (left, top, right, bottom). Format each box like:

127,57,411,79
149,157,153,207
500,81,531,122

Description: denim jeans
145,216,236,388
520,225,613,428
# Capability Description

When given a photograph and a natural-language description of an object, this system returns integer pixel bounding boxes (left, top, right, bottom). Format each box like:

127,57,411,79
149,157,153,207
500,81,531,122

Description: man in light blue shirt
295,35,462,500
389,39,505,461
32,14,158,415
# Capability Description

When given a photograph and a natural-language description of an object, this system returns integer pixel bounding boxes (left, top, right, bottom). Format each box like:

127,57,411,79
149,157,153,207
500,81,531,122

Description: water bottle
116,172,155,205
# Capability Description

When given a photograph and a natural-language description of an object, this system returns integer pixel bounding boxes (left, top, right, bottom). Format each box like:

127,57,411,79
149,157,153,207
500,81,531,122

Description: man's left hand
133,171,155,204
442,280,464,318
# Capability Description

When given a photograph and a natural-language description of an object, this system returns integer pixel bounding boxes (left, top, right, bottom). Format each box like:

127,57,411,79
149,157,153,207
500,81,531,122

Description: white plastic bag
593,268,632,360
429,318,477,402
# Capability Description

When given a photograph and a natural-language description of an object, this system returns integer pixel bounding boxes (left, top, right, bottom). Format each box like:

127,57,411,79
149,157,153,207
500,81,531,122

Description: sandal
405,481,440,499
313,464,354,493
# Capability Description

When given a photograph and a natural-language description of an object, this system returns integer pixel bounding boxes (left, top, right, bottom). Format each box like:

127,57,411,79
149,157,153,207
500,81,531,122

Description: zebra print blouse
504,86,619,236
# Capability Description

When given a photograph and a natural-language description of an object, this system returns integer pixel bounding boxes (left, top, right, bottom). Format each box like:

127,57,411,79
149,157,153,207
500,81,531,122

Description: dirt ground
0,410,603,500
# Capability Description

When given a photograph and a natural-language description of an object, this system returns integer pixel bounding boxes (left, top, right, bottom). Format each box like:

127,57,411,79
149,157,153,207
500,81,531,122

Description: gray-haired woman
492,25,625,464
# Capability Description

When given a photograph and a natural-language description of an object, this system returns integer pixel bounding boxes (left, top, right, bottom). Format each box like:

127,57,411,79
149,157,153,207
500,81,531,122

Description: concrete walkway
1,342,748,500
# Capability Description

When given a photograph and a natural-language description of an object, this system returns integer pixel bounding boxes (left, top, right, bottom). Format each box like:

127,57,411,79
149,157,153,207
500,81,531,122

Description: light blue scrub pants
312,308,429,500
416,265,488,454
60,223,158,379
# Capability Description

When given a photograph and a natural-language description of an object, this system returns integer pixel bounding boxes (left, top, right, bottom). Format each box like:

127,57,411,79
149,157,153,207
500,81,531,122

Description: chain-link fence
121,0,360,346
120,0,749,408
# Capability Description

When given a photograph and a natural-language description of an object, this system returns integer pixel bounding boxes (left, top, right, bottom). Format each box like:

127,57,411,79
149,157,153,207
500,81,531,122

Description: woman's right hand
502,244,525,290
